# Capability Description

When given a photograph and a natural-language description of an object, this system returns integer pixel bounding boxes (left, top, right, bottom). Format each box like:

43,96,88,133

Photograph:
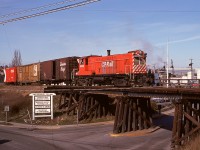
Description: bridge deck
45,86,200,101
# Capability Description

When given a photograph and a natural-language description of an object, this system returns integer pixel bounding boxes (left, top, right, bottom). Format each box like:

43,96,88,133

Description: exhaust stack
107,50,111,56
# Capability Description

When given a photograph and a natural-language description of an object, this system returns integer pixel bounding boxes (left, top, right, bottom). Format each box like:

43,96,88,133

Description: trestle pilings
171,99,200,149
113,96,153,134
58,92,115,121
59,93,154,133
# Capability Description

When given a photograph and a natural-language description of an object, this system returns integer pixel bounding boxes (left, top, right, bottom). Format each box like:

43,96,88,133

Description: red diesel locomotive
75,50,147,86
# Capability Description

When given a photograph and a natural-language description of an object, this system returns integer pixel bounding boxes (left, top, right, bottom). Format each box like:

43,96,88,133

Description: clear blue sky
1,0,200,68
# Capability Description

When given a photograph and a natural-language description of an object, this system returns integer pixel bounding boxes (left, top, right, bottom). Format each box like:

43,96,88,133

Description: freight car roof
18,62,40,67
41,56,80,62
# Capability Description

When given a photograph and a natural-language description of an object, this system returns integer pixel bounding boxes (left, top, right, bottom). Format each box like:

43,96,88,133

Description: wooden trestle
172,99,200,149
45,86,200,149
113,96,153,133
59,92,115,121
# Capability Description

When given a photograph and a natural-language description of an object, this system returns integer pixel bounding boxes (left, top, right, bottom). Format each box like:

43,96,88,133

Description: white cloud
138,22,165,30
139,22,200,37
168,24,200,34
170,35,200,44
157,35,200,46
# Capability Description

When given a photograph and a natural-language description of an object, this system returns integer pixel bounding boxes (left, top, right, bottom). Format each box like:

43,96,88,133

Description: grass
180,133,200,150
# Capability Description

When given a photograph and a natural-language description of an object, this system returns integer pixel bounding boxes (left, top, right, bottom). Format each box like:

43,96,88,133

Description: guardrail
160,79,200,88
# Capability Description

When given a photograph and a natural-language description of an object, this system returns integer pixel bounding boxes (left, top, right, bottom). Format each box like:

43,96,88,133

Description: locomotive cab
129,50,148,86
76,55,101,76
130,50,147,65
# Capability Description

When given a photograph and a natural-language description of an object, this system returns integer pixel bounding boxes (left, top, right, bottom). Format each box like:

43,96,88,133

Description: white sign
4,105,9,112
35,96,50,100
35,101,50,105
35,105,50,108
29,93,56,120
35,109,51,113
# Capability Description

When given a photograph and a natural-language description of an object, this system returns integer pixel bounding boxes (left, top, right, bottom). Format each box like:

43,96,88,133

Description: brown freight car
17,63,40,85
40,60,55,84
40,57,79,85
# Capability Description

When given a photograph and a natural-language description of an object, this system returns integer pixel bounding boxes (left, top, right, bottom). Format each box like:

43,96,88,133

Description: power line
64,9,200,13
0,0,77,19
1,1,199,21
0,0,100,25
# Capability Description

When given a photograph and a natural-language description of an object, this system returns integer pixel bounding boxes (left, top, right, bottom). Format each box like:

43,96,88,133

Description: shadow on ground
0,139,11,145
153,114,174,131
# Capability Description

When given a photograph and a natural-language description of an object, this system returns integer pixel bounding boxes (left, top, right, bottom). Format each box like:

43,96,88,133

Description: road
0,115,173,150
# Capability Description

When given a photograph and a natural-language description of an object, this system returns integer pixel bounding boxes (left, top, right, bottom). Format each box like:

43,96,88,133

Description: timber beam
113,96,153,134
172,99,200,148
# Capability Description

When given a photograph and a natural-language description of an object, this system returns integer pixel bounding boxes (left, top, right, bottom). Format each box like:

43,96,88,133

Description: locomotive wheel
76,78,90,86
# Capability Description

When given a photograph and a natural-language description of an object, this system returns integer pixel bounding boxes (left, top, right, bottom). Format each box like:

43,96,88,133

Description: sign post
29,93,56,120
4,105,9,123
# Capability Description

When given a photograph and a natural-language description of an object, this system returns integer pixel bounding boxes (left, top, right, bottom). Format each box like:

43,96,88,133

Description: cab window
134,57,146,65
140,58,145,65
134,57,139,65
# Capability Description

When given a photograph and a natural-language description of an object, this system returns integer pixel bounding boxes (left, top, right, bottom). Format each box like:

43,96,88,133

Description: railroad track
45,86,200,100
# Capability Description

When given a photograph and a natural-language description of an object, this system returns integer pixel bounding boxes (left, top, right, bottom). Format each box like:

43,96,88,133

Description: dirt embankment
0,85,115,125
0,85,45,92
0,85,46,123
0,85,45,110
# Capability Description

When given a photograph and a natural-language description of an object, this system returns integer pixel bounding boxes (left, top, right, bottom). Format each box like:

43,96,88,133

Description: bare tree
11,50,22,67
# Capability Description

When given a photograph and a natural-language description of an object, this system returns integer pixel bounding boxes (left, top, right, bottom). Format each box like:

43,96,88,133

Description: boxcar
4,67,17,83
17,63,40,84
40,60,55,84
40,57,79,85
56,57,79,84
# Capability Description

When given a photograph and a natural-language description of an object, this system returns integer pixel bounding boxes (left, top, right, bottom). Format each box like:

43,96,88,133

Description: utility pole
167,39,169,88
189,59,193,79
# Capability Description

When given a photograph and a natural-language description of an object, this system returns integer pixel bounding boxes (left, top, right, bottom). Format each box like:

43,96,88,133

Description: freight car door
18,67,23,82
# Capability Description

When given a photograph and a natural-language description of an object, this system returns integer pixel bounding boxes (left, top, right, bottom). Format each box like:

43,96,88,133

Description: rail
160,78,200,88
